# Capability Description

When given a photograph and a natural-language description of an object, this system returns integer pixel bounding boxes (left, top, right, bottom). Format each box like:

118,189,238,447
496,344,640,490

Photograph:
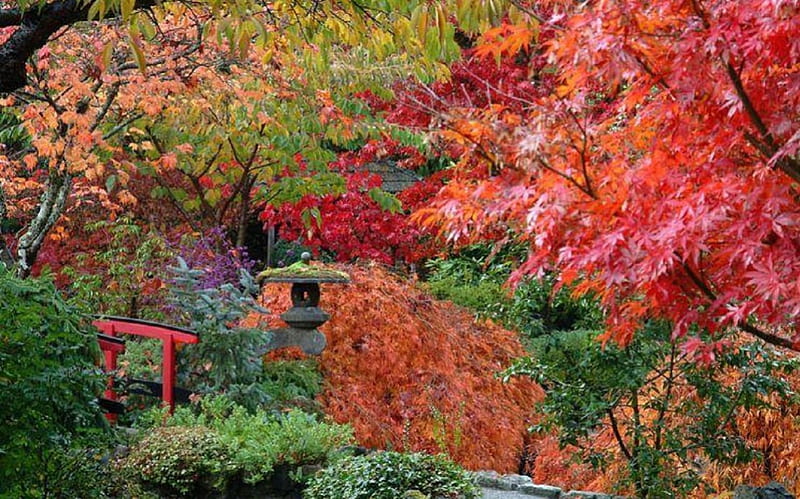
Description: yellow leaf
120,0,134,20
416,7,428,45
437,4,448,52
137,14,157,40
128,35,146,73
101,42,114,70
237,26,250,57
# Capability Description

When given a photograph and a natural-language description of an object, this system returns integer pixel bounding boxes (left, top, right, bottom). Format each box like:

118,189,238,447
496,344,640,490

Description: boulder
734,482,794,499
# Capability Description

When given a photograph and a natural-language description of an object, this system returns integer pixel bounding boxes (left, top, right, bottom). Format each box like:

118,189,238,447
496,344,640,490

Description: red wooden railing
94,316,199,417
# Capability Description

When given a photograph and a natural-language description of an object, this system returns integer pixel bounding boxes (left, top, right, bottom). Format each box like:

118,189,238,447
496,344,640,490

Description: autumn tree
0,0,473,94
260,31,554,266
0,0,488,277
125,49,357,248
415,0,800,351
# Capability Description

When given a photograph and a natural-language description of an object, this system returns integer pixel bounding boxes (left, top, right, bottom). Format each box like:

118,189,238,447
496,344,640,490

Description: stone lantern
256,252,349,355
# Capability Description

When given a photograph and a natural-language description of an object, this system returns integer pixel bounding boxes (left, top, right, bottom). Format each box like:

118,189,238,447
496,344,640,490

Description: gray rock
475,470,504,488
495,481,518,491
519,484,561,498
734,482,794,499
481,488,550,499
562,491,608,499
505,474,534,487
298,464,323,476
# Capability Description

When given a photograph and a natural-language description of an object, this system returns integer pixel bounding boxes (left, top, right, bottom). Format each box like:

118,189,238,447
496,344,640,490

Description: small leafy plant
304,451,480,499
116,426,232,497
260,359,324,412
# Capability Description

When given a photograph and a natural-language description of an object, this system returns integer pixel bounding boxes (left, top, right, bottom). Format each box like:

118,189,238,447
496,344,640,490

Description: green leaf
301,206,322,229
128,35,147,73
368,188,402,213
105,174,117,193
120,0,134,20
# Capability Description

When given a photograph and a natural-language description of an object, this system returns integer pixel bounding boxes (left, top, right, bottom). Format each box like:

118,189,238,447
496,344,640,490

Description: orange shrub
701,378,800,495
244,263,543,472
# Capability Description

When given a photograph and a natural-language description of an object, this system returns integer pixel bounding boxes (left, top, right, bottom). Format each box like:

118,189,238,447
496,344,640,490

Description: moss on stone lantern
256,252,350,355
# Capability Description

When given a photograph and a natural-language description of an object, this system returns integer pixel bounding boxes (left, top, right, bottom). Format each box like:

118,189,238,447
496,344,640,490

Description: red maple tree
415,0,800,351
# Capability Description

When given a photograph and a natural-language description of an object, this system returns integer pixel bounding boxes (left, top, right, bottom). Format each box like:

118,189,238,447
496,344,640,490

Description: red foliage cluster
386,43,552,130
260,141,443,265
246,263,543,472
417,0,800,351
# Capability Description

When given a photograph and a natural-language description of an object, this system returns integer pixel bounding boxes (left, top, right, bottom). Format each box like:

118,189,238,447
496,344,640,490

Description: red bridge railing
93,316,199,417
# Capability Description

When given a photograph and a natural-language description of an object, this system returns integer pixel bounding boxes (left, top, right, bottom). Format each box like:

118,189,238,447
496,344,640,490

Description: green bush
168,257,272,410
116,426,232,497
304,451,480,499
424,244,600,344
260,359,324,411
0,267,108,498
137,396,353,485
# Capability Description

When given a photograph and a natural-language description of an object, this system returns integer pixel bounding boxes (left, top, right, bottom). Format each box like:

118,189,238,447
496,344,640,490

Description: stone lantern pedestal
257,253,349,355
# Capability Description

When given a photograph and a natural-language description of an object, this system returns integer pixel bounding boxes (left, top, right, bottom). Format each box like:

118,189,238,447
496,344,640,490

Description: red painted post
101,324,118,423
162,337,175,412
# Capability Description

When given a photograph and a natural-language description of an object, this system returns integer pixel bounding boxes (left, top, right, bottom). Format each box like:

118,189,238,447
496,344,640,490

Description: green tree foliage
504,323,800,497
0,108,30,155
425,243,601,343
0,267,108,497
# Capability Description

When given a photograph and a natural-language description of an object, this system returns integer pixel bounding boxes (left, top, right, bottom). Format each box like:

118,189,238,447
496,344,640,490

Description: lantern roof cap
257,253,350,284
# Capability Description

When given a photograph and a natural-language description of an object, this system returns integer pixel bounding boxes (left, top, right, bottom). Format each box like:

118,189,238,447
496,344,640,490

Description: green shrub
168,257,272,411
140,396,353,485
0,267,108,498
116,426,232,497
260,359,324,411
304,451,480,499
424,244,601,344
33,447,115,499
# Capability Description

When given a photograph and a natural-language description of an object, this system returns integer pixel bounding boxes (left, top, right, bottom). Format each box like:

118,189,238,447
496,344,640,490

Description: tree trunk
235,175,255,248
0,0,155,93
16,171,71,277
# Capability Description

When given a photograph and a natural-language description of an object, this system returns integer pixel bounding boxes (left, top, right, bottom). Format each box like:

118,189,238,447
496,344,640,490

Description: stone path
481,487,552,499
475,471,614,499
